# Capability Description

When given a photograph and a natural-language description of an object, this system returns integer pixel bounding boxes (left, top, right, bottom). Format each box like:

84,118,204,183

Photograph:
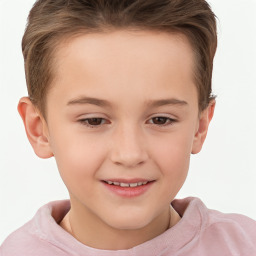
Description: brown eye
151,117,169,125
79,118,107,127
86,118,104,126
148,116,176,126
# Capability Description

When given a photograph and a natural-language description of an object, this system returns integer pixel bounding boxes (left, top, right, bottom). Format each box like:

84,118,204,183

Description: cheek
150,131,194,188
49,129,107,188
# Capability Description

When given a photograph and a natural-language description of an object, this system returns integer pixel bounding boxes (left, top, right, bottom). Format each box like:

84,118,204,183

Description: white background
0,0,256,244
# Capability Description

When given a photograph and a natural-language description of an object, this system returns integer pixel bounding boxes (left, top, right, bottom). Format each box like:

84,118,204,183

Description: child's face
39,30,210,230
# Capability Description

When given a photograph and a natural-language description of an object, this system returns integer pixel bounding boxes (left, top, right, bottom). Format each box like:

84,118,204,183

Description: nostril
112,156,147,168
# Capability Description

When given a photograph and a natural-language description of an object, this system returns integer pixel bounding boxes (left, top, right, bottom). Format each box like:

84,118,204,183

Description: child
1,0,256,255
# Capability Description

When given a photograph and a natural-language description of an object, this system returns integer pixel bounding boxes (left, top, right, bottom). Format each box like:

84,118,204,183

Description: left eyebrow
145,98,188,108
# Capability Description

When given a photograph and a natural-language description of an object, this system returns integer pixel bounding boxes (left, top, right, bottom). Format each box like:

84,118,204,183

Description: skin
18,30,215,250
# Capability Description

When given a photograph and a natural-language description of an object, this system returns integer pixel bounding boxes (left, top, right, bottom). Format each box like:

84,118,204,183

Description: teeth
130,183,138,187
105,181,149,187
120,183,129,187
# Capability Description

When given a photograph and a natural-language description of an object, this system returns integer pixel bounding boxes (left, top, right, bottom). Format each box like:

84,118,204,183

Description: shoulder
206,207,256,233
173,197,256,237
196,198,256,255
1,200,71,256
172,197,256,255
1,222,55,256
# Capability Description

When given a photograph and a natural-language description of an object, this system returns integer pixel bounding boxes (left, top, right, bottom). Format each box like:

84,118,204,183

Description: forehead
48,30,197,110
55,29,194,75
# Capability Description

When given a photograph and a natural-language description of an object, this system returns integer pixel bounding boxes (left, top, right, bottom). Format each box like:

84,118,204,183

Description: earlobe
191,101,215,154
18,97,54,159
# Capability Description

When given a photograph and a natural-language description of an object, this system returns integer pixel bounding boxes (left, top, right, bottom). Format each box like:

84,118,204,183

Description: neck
60,200,181,250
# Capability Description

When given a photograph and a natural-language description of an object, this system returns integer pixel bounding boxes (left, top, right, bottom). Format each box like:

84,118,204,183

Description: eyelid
76,112,108,118
148,113,177,120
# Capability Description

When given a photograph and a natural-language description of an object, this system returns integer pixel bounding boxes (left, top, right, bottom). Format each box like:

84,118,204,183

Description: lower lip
102,181,154,198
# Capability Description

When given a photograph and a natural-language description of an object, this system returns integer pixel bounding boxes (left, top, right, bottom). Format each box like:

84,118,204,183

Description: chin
103,210,154,230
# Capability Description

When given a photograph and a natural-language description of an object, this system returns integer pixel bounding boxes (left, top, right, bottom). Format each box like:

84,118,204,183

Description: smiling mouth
103,180,153,188
102,179,155,197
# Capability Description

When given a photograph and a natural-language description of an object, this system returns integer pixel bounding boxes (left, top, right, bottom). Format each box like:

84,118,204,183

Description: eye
148,116,176,126
78,118,109,127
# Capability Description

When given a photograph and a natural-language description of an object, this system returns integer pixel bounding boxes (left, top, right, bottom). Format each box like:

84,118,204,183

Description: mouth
101,179,155,198
103,180,151,187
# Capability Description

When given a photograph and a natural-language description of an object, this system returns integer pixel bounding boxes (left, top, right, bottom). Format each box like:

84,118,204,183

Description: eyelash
78,116,177,128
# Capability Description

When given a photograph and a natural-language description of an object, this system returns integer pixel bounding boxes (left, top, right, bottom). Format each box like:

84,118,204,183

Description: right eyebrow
67,96,112,108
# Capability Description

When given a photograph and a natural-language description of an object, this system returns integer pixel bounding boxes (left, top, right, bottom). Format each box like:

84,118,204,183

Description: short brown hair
22,0,217,117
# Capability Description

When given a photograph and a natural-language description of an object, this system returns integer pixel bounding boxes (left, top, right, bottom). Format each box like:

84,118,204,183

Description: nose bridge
110,121,148,167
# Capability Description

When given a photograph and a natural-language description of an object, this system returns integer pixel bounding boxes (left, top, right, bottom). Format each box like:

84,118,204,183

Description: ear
191,101,215,154
18,97,54,159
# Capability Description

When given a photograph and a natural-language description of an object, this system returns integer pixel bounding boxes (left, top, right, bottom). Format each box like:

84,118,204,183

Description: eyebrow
67,96,188,108
145,98,188,108
67,97,111,107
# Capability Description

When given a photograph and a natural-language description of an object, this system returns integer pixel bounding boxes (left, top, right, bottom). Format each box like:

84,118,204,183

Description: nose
109,124,149,168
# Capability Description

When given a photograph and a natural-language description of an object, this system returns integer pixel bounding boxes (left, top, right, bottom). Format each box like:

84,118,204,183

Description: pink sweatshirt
1,197,256,256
